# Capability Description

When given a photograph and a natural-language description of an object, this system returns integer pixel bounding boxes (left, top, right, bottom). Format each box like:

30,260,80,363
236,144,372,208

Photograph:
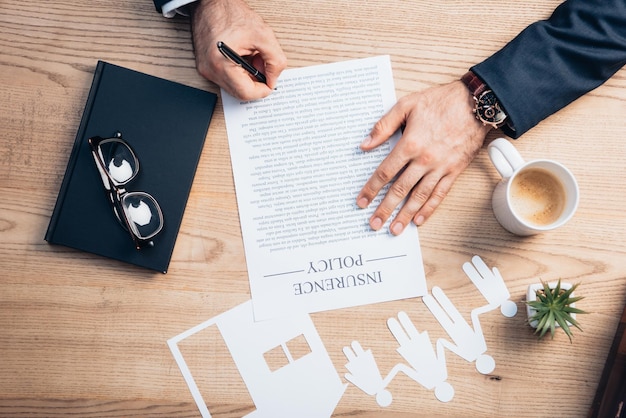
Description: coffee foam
510,167,566,226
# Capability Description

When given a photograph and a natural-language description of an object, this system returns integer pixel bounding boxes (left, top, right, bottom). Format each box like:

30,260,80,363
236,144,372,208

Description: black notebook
45,61,218,273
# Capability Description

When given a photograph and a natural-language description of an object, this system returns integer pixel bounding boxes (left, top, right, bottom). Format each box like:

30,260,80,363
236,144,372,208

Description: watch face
476,90,507,126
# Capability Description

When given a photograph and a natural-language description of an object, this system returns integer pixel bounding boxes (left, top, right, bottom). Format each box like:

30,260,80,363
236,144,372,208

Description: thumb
360,102,406,150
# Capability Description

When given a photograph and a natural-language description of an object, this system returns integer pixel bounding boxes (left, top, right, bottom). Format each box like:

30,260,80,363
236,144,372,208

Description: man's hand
356,80,491,234
190,0,287,100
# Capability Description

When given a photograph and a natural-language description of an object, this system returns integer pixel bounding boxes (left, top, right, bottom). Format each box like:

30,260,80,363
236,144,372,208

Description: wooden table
1,1,625,416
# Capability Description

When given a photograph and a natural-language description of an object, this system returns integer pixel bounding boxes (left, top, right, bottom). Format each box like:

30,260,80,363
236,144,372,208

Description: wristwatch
461,71,508,129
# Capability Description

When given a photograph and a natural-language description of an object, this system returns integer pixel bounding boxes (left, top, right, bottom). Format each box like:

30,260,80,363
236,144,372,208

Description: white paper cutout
343,341,393,406
388,312,454,402
423,287,497,375
168,301,346,418
463,255,518,318
168,255,519,415
343,311,454,405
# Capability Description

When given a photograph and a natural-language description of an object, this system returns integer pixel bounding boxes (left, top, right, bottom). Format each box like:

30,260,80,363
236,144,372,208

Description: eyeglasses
88,132,164,249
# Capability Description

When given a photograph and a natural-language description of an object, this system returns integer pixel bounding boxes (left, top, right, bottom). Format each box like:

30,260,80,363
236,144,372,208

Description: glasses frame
88,131,164,250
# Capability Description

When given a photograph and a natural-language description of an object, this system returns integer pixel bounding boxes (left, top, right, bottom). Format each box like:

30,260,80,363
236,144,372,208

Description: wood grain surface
1,1,625,417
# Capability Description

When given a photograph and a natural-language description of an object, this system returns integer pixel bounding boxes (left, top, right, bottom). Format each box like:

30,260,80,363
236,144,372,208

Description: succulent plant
526,279,587,342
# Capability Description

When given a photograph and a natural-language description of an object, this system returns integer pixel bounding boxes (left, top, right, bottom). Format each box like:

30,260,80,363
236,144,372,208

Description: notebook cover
588,303,626,418
45,61,217,273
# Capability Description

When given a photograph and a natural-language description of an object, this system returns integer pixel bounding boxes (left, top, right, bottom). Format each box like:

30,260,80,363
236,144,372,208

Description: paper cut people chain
344,311,454,405
343,255,517,405
169,255,518,417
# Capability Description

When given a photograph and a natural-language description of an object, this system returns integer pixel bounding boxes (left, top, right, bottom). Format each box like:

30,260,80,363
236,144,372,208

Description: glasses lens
98,139,138,184
121,192,163,240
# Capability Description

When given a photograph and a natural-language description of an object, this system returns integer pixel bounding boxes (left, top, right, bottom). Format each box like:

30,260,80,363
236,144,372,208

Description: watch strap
461,71,487,97
461,70,508,129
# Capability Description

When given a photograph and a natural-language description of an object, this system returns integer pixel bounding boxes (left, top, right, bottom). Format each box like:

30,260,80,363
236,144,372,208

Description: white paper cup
488,138,579,236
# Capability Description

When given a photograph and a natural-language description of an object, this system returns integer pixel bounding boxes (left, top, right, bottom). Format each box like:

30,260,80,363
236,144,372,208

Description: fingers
391,172,456,234
357,151,412,229
223,71,274,101
361,161,457,235
356,104,409,212
356,102,412,226
357,81,490,233
254,44,287,89
357,105,441,232
215,43,283,100
219,47,285,100
190,0,286,100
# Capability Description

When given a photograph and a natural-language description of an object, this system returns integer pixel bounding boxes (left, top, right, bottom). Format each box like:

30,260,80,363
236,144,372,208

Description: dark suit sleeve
472,0,626,138
153,0,168,13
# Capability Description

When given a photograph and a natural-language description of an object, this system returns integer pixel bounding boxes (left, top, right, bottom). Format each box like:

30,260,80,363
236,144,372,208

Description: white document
222,56,427,321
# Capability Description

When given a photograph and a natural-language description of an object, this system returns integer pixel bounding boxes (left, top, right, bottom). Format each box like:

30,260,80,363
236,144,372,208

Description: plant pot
526,281,576,328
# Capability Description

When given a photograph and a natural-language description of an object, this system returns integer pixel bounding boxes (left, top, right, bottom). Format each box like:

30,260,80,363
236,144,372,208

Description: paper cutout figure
169,255,519,415
463,255,518,318
423,286,497,375
168,301,347,418
343,341,393,406
387,312,454,402
343,312,453,404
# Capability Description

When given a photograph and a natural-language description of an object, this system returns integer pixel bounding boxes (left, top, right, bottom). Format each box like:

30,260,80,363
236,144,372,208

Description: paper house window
264,334,312,372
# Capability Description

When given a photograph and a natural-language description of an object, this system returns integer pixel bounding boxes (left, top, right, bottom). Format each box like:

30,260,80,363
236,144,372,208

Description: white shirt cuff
161,0,198,18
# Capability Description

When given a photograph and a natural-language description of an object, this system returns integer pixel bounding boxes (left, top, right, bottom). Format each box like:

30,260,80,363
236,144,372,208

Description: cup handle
488,138,525,179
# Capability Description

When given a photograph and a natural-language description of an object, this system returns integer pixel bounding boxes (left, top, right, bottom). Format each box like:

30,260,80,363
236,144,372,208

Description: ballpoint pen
217,41,267,84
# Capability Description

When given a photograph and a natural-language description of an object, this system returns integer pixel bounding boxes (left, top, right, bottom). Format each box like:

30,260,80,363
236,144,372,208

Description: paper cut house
168,301,347,418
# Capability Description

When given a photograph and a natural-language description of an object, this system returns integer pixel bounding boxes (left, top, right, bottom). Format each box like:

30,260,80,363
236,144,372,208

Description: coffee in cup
488,138,579,236
509,167,566,227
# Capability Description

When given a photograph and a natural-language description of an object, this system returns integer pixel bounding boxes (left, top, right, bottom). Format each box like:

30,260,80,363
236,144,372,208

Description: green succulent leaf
526,279,588,342
554,315,573,342
564,306,586,314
